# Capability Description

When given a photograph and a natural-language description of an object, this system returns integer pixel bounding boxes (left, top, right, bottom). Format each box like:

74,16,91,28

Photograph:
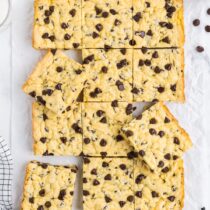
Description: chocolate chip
111,100,118,107
73,43,80,48
127,195,134,202
104,45,111,50
42,33,49,39
71,123,83,134
75,69,82,74
138,59,144,66
102,11,109,18
83,54,94,64
100,139,107,146
120,49,126,55
196,46,204,53
66,106,71,111
165,63,172,70
61,22,68,29
93,179,100,186
84,138,90,144
193,19,200,26
83,157,90,164
149,128,157,135
170,84,176,92
136,114,142,120
83,178,87,183
151,191,159,198
115,80,125,91
162,36,170,44
162,167,169,173
44,17,50,24
158,161,164,168
135,174,145,184
45,201,51,208
129,39,136,46
126,104,133,115
139,150,145,157
150,118,157,124
157,86,165,93
144,59,151,66
207,8,210,15
152,51,159,58
174,137,180,145
42,89,53,96
83,190,90,196
167,196,175,202
45,10,51,17
132,87,140,94
100,117,107,123
146,2,150,7
110,9,117,15
40,137,47,143
102,161,109,167
55,83,62,90
164,117,170,123
117,59,128,69
92,32,99,39
96,110,105,117
29,197,34,204
95,6,102,15
37,205,44,210
70,191,74,196
205,25,210,32
135,191,142,198
125,130,134,137
164,153,171,160
60,137,67,144
119,164,126,170
119,201,126,207
69,9,76,17
39,189,45,197
173,155,179,160
95,23,103,32
139,31,145,38
37,96,46,106
64,34,71,40
104,174,112,180
127,151,138,159
154,66,161,74
51,49,57,55
141,47,147,54
114,19,121,26
115,134,123,142
49,35,55,42
158,131,165,137
147,29,153,36
100,152,107,156
91,169,97,175
40,163,48,169
42,114,48,121
58,189,66,200
29,91,36,98
101,66,108,73
56,66,63,72
105,196,112,203
133,12,141,22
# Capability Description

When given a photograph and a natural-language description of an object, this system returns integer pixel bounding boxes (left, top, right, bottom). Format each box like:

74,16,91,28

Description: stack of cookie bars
20,0,192,209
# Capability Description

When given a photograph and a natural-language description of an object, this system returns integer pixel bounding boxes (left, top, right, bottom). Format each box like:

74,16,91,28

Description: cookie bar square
83,49,133,102
82,0,133,48
134,159,184,210
133,48,185,102
122,102,192,174
33,0,82,49
32,102,82,156
82,102,135,157
21,161,78,210
133,0,184,48
22,50,87,115
83,157,134,210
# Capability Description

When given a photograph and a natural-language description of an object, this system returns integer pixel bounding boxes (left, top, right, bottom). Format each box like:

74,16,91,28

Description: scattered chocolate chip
158,161,164,168
138,59,144,66
164,117,170,123
95,23,103,32
83,157,90,164
135,174,145,184
73,43,80,48
147,29,153,36
157,86,165,93
164,153,171,160
51,49,57,55
125,130,134,137
136,114,142,120
129,39,136,46
151,191,159,198
84,138,90,144
44,17,50,24
100,139,107,147
119,164,126,170
29,197,34,204
158,131,165,137
83,177,87,183
126,104,133,115
105,196,112,203
149,128,157,135
152,51,159,58
95,6,102,15
104,174,112,180
45,10,51,17
75,69,82,74
55,83,62,90
114,19,121,26
69,9,76,17
119,201,126,207
102,11,109,18
154,66,161,74
39,189,45,197
42,33,49,39
165,63,172,70
110,9,117,15
196,46,204,53
93,179,100,186
139,150,145,157
139,31,145,38
83,190,90,196
101,66,108,73
37,96,46,106
92,32,99,39
132,87,140,94
37,205,44,210
170,84,176,92
29,91,36,98
49,35,55,42
45,201,51,208
117,59,128,69
205,25,210,32
162,167,169,173
207,8,210,15
133,12,141,22
56,66,63,72
42,89,53,96
150,118,157,124
40,137,47,144
135,191,142,198
72,123,83,134
111,100,118,107
120,49,126,55
144,59,151,66
173,155,179,160
116,135,124,142
58,189,66,200
193,19,200,26
162,36,170,44
173,137,180,145
60,137,67,144
100,152,107,157
115,80,125,91
61,22,68,29
168,196,175,202
96,110,105,117
66,106,71,111
83,54,94,64
127,195,134,202
141,47,147,54
102,161,109,167
100,117,107,123
64,34,71,40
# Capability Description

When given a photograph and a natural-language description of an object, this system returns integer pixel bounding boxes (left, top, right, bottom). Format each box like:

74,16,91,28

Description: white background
0,0,210,209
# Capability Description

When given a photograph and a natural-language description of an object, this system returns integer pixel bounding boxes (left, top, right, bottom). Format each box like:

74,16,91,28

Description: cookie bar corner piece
133,48,185,102
133,0,184,48
33,0,82,49
82,0,133,48
83,157,134,210
22,50,87,114
32,102,82,156
122,102,192,173
134,159,184,210
21,161,78,210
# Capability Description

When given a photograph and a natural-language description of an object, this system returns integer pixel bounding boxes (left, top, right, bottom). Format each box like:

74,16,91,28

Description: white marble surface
0,0,210,209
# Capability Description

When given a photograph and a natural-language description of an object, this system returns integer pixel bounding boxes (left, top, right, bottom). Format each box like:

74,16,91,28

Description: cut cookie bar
21,161,78,210
22,50,87,115
122,102,192,174
82,102,135,157
82,0,133,48
33,102,82,156
33,0,82,49
133,0,184,48
133,48,185,102
134,159,184,210
83,49,133,102
83,157,134,210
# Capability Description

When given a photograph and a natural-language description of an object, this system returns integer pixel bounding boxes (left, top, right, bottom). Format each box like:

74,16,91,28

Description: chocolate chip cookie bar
133,48,185,102
82,102,135,157
82,0,133,48
22,50,87,115
33,0,82,49
83,49,133,102
21,161,78,210
133,0,184,48
122,102,192,174
83,157,134,210
33,102,82,156
134,159,184,210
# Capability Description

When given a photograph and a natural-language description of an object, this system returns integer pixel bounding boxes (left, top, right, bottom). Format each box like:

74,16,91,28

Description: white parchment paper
9,0,210,209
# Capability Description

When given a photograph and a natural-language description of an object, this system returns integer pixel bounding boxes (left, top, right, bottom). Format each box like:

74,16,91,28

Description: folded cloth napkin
0,137,12,210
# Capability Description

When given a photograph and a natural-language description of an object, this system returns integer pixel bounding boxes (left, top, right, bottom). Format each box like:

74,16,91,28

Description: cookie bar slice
82,102,135,157
83,49,133,102
133,0,184,48
83,157,134,210
21,161,78,210
133,48,185,102
33,102,82,156
82,0,133,48
122,102,192,174
33,0,82,49
134,159,184,210
22,50,87,115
